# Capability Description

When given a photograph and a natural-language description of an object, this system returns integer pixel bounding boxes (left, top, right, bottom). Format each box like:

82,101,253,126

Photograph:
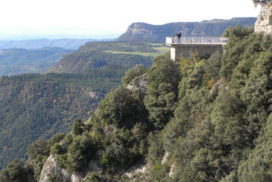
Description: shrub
97,87,148,129
122,64,146,86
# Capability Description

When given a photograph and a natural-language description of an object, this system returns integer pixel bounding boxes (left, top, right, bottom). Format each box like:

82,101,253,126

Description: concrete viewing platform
166,36,229,61
166,36,228,46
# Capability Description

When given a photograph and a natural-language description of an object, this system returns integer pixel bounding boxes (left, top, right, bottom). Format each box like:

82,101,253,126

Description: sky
0,0,260,39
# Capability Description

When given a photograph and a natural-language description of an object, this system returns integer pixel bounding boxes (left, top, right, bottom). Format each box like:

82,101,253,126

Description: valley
0,48,73,76
0,7,269,181
0,41,161,169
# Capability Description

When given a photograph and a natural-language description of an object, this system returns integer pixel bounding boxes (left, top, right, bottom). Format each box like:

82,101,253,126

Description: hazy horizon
0,27,121,40
0,17,257,40
0,0,260,40
0,33,120,41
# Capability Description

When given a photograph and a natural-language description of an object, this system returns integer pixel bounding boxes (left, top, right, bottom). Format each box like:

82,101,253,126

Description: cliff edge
255,1,272,34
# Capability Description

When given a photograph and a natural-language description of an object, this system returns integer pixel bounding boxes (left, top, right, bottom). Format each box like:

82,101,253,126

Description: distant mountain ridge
0,48,73,76
117,17,257,42
0,39,94,50
49,18,257,74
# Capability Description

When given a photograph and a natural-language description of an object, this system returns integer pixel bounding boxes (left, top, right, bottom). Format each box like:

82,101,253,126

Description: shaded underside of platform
170,44,224,61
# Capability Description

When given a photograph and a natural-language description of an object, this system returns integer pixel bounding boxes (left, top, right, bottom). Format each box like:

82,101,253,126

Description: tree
72,119,85,135
66,135,96,172
96,87,148,129
27,140,50,160
0,159,28,182
237,114,272,182
144,55,180,129
220,26,254,78
122,64,146,86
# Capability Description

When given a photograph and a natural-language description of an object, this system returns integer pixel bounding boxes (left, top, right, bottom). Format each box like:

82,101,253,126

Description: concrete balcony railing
166,36,229,46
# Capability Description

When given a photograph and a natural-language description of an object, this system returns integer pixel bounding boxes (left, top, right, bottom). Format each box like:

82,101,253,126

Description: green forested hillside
50,41,168,73
3,27,272,182
0,71,122,169
145,27,272,182
0,48,73,76
0,40,167,170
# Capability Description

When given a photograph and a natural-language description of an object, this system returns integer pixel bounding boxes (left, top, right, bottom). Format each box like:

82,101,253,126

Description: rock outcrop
39,155,70,182
124,164,151,181
255,2,272,34
118,18,256,42
209,78,226,97
126,73,148,97
39,155,83,182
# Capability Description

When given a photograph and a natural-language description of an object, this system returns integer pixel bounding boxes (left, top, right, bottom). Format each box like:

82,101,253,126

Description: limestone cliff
117,18,256,42
39,155,70,182
39,155,83,182
255,2,272,34
126,73,148,96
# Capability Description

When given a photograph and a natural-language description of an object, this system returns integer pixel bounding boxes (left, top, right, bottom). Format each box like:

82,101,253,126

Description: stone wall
255,2,272,34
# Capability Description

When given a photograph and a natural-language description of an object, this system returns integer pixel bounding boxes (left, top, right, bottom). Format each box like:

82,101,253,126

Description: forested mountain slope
0,48,73,76
0,40,166,169
0,71,122,169
2,26,272,182
49,41,167,73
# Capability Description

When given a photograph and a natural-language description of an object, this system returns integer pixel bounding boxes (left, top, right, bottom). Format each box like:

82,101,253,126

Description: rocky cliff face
37,74,149,182
255,2,272,34
126,73,148,96
39,155,70,182
39,155,83,182
117,18,256,42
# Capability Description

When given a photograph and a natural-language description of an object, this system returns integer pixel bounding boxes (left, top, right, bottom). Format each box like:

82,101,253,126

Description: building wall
170,44,223,61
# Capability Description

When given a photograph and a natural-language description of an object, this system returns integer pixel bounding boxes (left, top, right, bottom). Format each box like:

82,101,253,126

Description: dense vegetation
0,41,167,77
147,27,272,182
0,41,164,169
0,71,123,169
2,26,272,182
50,41,167,73
0,48,73,76
117,18,256,42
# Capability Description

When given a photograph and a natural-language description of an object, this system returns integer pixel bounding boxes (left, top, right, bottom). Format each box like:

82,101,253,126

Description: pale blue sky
0,0,260,38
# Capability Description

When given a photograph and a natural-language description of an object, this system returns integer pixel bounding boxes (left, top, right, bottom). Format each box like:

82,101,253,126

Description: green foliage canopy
144,55,180,129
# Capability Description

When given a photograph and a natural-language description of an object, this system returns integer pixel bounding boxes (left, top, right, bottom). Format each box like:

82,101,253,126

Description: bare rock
169,163,177,178
124,163,151,181
209,78,225,96
161,152,170,165
255,2,272,34
71,173,83,182
39,155,70,182
39,155,85,182
126,73,148,96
